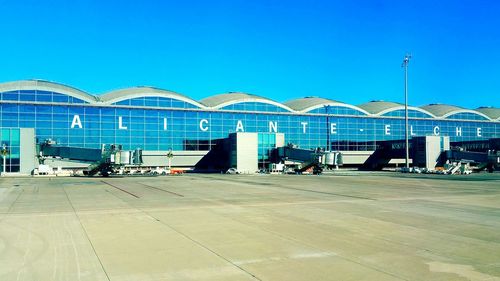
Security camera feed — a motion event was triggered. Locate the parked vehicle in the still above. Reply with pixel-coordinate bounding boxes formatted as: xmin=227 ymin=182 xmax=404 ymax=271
xmin=226 ymin=168 xmax=240 ymax=174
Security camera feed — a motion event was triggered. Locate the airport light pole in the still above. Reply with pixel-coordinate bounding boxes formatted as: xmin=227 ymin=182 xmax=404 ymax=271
xmin=167 ymin=148 xmax=173 ymax=170
xmin=402 ymin=53 xmax=412 ymax=169
xmin=324 ymin=105 xmax=331 ymax=151
xmin=1 ymin=144 xmax=8 ymax=174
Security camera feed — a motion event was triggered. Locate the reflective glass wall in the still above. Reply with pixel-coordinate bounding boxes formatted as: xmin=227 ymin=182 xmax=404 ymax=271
xmin=0 ymin=91 xmax=498 ymax=153
xmin=0 ymin=128 xmax=20 ymax=172
xmin=258 ymin=133 xmax=277 ymax=168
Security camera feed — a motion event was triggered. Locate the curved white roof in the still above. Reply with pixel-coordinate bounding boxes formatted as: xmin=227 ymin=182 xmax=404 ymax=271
xmin=0 ymin=79 xmax=97 ymax=103
xmin=475 ymin=107 xmax=500 ymax=120
xmin=357 ymin=101 xmax=435 ymax=117
xmin=284 ymin=97 xmax=369 ymax=114
xmin=420 ymin=104 xmax=491 ymax=120
xmin=201 ymin=92 xmax=293 ymax=111
xmin=0 ymin=80 xmax=498 ymax=120
xmin=99 ymin=87 xmax=206 ymax=108
xmin=358 ymin=101 xmax=403 ymax=114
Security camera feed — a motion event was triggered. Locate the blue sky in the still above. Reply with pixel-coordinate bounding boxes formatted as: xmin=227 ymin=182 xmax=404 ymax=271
xmin=0 ymin=0 xmax=499 ymax=108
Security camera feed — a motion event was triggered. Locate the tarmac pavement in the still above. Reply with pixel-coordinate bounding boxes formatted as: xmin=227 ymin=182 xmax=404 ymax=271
xmin=0 ymin=173 xmax=499 ymax=281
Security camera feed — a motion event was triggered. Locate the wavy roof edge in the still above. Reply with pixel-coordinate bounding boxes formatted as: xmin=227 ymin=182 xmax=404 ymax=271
xmin=0 ymin=79 xmax=97 ymax=103
xmin=200 ymin=92 xmax=293 ymax=111
xmin=357 ymin=101 xmax=436 ymax=117
xmin=0 ymin=80 xmax=498 ymax=120
xmin=475 ymin=107 xmax=500 ymax=120
xmin=99 ymin=86 xmax=206 ymax=108
xmin=420 ymin=104 xmax=491 ymax=119
xmin=284 ymin=97 xmax=369 ymax=114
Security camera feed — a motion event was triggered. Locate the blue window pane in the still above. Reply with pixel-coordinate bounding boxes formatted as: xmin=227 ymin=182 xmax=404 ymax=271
xmin=307 ymin=106 xmax=366 ymax=116
xmin=2 ymin=104 xmax=19 ymax=112
xmin=381 ymin=109 xmax=433 ymax=118
xmin=52 ymin=93 xmax=69 ymax=103
xmin=130 ymin=98 xmax=145 ymax=106
xmin=2 ymin=91 xmax=19 ymax=101
xmin=446 ymin=112 xmax=488 ymax=121
xmin=70 ymin=97 xmax=86 ymax=104
xmin=220 ymin=102 xmax=290 ymax=113
xmin=36 ymin=94 xmax=52 ymax=102
xmin=112 ymin=97 xmax=200 ymax=109
xmin=115 ymin=100 xmax=130 ymax=106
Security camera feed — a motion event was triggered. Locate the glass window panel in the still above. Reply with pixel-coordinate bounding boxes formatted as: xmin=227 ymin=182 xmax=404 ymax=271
xmin=52 ymin=94 xmax=69 ymax=103
xmin=2 ymin=91 xmax=19 ymax=101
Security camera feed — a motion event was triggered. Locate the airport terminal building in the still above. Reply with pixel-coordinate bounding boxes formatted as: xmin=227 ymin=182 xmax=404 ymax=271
xmin=0 ymin=80 xmax=499 ymax=174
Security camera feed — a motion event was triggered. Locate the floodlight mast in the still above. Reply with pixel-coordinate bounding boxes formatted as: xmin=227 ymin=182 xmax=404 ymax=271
xmin=402 ymin=53 xmax=412 ymax=169
xmin=324 ymin=105 xmax=331 ymax=151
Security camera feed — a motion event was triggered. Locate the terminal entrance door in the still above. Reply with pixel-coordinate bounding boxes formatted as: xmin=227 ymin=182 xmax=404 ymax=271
xmin=0 ymin=128 xmax=21 ymax=173
xmin=258 ymin=133 xmax=276 ymax=169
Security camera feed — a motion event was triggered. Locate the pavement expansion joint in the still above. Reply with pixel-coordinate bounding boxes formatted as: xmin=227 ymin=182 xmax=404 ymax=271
xmin=2 ymin=174 xmax=500 ymax=280
xmin=62 ymin=186 xmax=112 ymax=281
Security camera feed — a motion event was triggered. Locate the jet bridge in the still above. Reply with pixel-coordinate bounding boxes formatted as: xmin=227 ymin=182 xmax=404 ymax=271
xmin=37 ymin=141 xmax=143 ymax=176
xmin=360 ymin=136 xmax=449 ymax=171
xmin=360 ymin=137 xmax=499 ymax=172
xmin=450 ymin=138 xmax=500 ymax=172
xmin=275 ymin=144 xmax=342 ymax=174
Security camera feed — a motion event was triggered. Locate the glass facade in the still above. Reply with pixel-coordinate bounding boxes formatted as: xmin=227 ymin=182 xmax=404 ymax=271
xmin=113 ymin=97 xmax=199 ymax=108
xmin=381 ymin=109 xmax=433 ymax=118
xmin=446 ymin=112 xmax=489 ymax=121
xmin=1 ymin=90 xmax=87 ymax=104
xmin=0 ymin=128 xmax=20 ymax=172
xmin=0 ymin=88 xmax=499 ymax=154
xmin=220 ymin=102 xmax=289 ymax=112
xmin=258 ymin=133 xmax=276 ymax=168
xmin=307 ymin=106 xmax=366 ymax=116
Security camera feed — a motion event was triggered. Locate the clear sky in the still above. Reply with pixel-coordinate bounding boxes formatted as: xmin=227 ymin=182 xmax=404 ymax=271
xmin=0 ymin=0 xmax=499 ymax=108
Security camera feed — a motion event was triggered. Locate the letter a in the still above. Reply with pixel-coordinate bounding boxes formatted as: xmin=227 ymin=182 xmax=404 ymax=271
xmin=71 ymin=115 xmax=82 ymax=128
xmin=236 ymin=120 xmax=244 ymax=132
